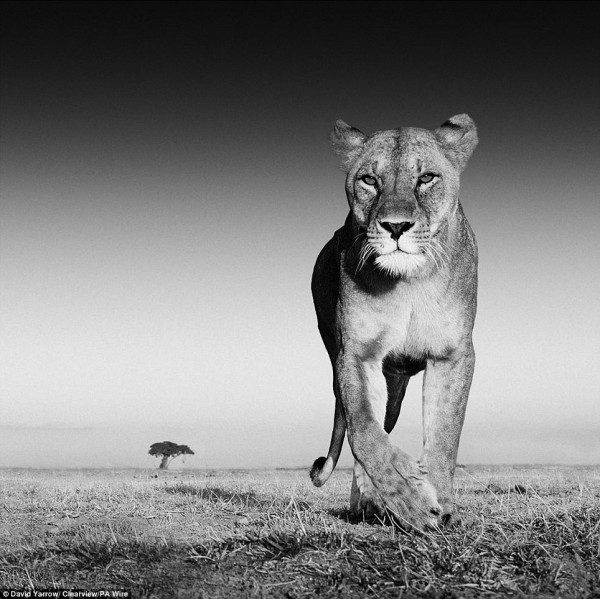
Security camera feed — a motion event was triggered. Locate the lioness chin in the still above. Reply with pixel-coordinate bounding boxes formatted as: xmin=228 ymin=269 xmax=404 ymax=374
xmin=310 ymin=114 xmax=478 ymax=531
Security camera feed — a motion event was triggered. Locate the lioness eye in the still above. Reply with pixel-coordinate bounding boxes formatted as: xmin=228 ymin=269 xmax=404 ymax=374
xmin=419 ymin=173 xmax=435 ymax=184
xmin=361 ymin=175 xmax=377 ymax=186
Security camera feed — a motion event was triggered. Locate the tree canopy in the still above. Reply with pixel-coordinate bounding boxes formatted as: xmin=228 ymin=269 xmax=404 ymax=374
xmin=149 ymin=441 xmax=194 ymax=469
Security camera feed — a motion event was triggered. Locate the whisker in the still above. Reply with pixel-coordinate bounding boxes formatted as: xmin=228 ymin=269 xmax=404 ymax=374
xmin=361 ymin=243 xmax=378 ymax=273
xmin=429 ymin=245 xmax=444 ymax=270
xmin=425 ymin=246 xmax=441 ymax=271
xmin=433 ymin=238 xmax=450 ymax=267
xmin=434 ymin=239 xmax=451 ymax=260
xmin=429 ymin=239 xmax=446 ymax=270
xmin=356 ymin=243 xmax=367 ymax=274
xmin=431 ymin=233 xmax=450 ymax=251
xmin=427 ymin=238 xmax=448 ymax=271
xmin=352 ymin=230 xmax=365 ymax=242
xmin=349 ymin=231 xmax=366 ymax=252
xmin=356 ymin=242 xmax=376 ymax=274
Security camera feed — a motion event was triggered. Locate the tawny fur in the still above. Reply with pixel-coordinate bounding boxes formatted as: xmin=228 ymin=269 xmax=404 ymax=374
xmin=311 ymin=115 xmax=478 ymax=530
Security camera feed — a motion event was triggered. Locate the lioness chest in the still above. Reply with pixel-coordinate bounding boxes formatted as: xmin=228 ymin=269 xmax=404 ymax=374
xmin=340 ymin=272 xmax=463 ymax=363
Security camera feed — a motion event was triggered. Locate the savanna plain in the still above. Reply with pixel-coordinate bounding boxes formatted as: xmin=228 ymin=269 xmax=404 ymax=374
xmin=0 ymin=465 xmax=598 ymax=598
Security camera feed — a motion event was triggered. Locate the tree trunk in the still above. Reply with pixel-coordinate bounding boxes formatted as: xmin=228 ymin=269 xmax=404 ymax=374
xmin=159 ymin=455 xmax=169 ymax=469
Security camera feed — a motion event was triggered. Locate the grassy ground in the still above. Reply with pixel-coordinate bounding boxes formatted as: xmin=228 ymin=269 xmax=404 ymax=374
xmin=0 ymin=465 xmax=598 ymax=598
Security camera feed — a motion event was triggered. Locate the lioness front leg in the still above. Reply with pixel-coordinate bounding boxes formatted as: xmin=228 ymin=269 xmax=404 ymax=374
xmin=338 ymin=353 xmax=441 ymax=530
xmin=421 ymin=348 xmax=475 ymax=524
xmin=349 ymin=372 xmax=410 ymax=518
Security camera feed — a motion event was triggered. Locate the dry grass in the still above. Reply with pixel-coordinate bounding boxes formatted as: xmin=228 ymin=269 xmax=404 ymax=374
xmin=0 ymin=465 xmax=598 ymax=597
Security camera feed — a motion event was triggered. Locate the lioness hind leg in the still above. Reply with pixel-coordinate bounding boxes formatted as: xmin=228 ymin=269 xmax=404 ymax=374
xmin=382 ymin=368 xmax=410 ymax=434
xmin=349 ymin=460 xmax=385 ymax=519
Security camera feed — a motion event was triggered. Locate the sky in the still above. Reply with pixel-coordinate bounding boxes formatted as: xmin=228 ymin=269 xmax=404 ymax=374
xmin=1 ymin=1 xmax=598 ymax=469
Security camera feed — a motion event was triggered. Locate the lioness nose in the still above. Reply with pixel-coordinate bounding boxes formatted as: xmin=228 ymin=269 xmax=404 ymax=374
xmin=380 ymin=220 xmax=415 ymax=240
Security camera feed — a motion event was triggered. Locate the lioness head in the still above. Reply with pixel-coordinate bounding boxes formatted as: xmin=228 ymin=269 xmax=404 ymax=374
xmin=331 ymin=114 xmax=478 ymax=278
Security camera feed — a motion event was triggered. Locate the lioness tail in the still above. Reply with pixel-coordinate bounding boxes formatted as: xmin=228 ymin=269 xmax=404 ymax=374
xmin=310 ymin=399 xmax=346 ymax=487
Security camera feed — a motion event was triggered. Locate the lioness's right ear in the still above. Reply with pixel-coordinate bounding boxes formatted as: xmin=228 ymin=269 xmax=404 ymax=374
xmin=330 ymin=119 xmax=366 ymax=170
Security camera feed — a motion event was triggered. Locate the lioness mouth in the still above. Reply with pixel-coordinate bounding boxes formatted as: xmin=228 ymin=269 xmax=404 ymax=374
xmin=389 ymin=247 xmax=419 ymax=256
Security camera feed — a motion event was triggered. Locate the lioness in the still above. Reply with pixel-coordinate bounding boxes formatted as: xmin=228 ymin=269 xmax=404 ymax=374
xmin=310 ymin=114 xmax=478 ymax=530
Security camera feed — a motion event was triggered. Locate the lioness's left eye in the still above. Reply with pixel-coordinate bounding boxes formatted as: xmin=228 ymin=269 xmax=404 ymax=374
xmin=361 ymin=175 xmax=377 ymax=186
xmin=419 ymin=173 xmax=436 ymax=184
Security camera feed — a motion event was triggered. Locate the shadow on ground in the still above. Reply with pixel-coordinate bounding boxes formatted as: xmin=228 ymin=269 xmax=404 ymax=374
xmin=163 ymin=484 xmax=275 ymax=510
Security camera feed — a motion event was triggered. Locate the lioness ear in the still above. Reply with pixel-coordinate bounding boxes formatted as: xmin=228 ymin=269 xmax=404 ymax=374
xmin=330 ymin=119 xmax=366 ymax=170
xmin=435 ymin=114 xmax=478 ymax=172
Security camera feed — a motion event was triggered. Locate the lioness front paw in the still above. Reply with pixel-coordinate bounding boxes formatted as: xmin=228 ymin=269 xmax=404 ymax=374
xmin=440 ymin=509 xmax=461 ymax=527
xmin=369 ymin=449 xmax=442 ymax=531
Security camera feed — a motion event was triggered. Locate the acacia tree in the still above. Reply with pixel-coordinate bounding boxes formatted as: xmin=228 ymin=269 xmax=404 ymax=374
xmin=149 ymin=441 xmax=194 ymax=469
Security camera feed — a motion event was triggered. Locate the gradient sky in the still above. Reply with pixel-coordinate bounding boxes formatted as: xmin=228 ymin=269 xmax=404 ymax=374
xmin=1 ymin=1 xmax=599 ymax=469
